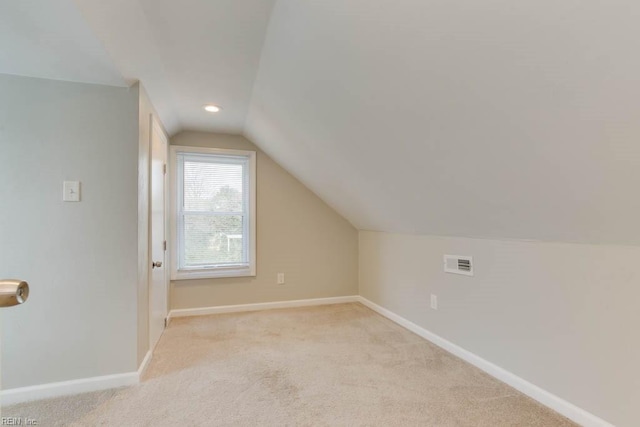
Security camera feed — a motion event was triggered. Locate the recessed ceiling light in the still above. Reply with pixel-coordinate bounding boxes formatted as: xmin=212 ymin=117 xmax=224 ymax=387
xmin=203 ymin=104 xmax=221 ymax=113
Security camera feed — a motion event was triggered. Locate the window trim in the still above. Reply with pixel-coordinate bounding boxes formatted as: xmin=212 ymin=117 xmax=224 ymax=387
xmin=169 ymin=145 xmax=256 ymax=280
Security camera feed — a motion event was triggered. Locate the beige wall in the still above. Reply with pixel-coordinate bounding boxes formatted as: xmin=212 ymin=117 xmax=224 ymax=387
xmin=359 ymin=230 xmax=640 ymax=427
xmin=170 ymin=131 xmax=358 ymax=308
xmin=0 ymin=74 xmax=139 ymax=389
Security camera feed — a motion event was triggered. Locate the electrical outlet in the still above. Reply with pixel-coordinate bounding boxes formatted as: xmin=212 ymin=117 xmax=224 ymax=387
xmin=430 ymin=294 xmax=438 ymax=310
xmin=277 ymin=273 xmax=285 ymax=285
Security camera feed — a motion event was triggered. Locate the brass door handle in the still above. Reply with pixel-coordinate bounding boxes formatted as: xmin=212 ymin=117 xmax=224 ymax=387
xmin=0 ymin=280 xmax=29 ymax=307
xmin=152 ymin=261 xmax=163 ymax=269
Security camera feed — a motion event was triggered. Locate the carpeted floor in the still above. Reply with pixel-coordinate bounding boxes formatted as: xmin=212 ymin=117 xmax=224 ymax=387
xmin=3 ymin=303 xmax=575 ymax=426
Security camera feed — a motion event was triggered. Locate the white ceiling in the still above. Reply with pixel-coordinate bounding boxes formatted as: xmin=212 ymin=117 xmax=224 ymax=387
xmin=0 ymin=0 xmax=125 ymax=86
xmin=74 ymin=0 xmax=276 ymax=134
xmin=1 ymin=0 xmax=275 ymax=135
xmin=4 ymin=0 xmax=640 ymax=244
xmin=246 ymin=0 xmax=640 ymax=244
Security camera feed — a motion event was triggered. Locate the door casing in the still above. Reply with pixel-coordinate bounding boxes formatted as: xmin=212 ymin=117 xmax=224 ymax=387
xmin=149 ymin=114 xmax=168 ymax=351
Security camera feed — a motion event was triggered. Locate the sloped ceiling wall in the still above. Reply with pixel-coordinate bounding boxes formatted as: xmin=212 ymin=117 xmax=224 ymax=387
xmin=246 ymin=0 xmax=640 ymax=244
xmin=0 ymin=0 xmax=125 ymax=86
xmin=6 ymin=0 xmax=640 ymax=244
xmin=74 ymin=0 xmax=276 ymax=134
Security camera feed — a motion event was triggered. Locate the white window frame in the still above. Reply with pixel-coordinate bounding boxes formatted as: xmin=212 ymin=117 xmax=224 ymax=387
xmin=170 ymin=145 xmax=256 ymax=280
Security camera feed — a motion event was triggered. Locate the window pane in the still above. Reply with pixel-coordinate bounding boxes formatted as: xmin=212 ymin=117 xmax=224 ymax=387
xmin=183 ymin=214 xmax=244 ymax=267
xmin=184 ymin=160 xmax=244 ymax=212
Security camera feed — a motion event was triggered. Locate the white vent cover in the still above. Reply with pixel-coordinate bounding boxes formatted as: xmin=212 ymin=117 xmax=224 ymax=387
xmin=443 ymin=255 xmax=473 ymax=276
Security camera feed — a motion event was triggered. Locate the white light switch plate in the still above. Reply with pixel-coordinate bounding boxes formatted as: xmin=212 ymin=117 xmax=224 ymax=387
xmin=63 ymin=181 xmax=80 ymax=202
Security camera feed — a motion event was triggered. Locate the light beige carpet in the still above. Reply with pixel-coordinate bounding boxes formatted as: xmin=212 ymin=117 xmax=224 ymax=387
xmin=3 ymin=303 xmax=575 ymax=426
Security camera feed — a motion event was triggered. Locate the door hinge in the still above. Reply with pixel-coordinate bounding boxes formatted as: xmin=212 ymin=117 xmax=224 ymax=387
xmin=163 ymin=240 xmax=167 ymax=251
xmin=163 ymin=163 xmax=167 ymax=174
xmin=164 ymin=317 xmax=168 ymax=327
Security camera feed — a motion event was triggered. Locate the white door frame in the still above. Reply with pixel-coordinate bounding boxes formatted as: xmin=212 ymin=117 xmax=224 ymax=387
xmin=149 ymin=114 xmax=169 ymax=351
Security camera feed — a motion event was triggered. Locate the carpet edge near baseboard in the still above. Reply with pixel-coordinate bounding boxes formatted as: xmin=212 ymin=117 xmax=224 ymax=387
xmin=1 ymin=294 xmax=615 ymax=427
xmin=356 ymin=296 xmax=613 ymax=427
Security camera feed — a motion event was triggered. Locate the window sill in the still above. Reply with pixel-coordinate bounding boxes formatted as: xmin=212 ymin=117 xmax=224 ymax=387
xmin=172 ymin=266 xmax=256 ymax=281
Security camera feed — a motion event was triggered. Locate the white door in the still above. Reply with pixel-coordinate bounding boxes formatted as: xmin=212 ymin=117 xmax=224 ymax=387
xmin=149 ymin=116 xmax=168 ymax=350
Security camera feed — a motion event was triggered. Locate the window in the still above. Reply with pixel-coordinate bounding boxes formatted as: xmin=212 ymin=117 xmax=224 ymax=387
xmin=170 ymin=146 xmax=256 ymax=280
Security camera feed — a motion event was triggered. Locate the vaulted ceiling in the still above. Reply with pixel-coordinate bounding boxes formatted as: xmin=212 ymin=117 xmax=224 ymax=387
xmin=3 ymin=0 xmax=640 ymax=244
xmin=0 ymin=0 xmax=124 ymax=86
xmin=73 ymin=0 xmax=276 ymax=134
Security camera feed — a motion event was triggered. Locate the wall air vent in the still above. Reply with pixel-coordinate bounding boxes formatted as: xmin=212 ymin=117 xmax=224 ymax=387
xmin=443 ymin=255 xmax=473 ymax=276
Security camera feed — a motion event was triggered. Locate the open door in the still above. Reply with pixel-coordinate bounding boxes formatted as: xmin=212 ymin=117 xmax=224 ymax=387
xmin=149 ymin=115 xmax=168 ymax=351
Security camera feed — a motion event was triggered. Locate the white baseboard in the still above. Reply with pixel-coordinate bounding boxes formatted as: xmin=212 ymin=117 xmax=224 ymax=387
xmin=0 ymin=372 xmax=138 ymax=406
xmin=1 ymin=296 xmax=359 ymax=406
xmin=2 ymin=350 xmax=155 ymax=406
xmin=2 ymin=295 xmax=612 ymax=427
xmin=137 ymin=350 xmax=153 ymax=378
xmin=168 ymin=295 xmax=360 ymax=319
xmin=356 ymin=296 xmax=613 ymax=427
